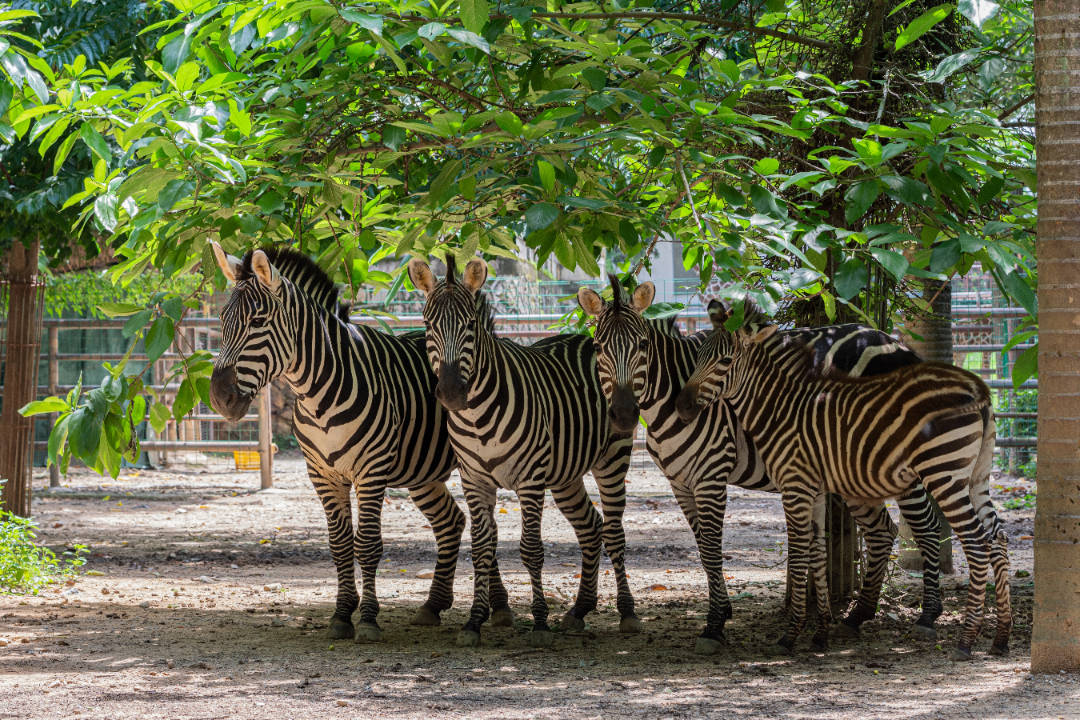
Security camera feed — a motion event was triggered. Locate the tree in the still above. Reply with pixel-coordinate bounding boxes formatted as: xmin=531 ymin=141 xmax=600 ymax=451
xmin=9 ymin=1 xmax=1037 ymax=474
xmin=1030 ymin=0 xmax=1080 ymax=673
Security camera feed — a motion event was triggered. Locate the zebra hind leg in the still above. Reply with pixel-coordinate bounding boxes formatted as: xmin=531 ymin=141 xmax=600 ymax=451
xmin=518 ymin=487 xmax=554 ymax=647
xmin=353 ymin=491 xmax=385 ymax=642
xmin=408 ymin=480 xmax=466 ymax=627
xmin=551 ymin=479 xmax=604 ymax=634
xmin=809 ymin=495 xmax=833 ymax=651
xmin=777 ymin=488 xmax=816 ymax=652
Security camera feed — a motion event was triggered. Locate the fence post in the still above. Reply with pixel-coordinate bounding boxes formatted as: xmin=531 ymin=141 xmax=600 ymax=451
xmin=48 ymin=325 xmax=60 ymax=488
xmin=258 ymin=385 xmax=273 ymax=490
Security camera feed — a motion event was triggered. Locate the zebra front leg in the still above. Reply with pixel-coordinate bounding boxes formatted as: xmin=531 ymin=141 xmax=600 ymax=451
xmin=692 ymin=480 xmax=732 ymax=655
xmin=778 ymin=487 xmax=815 ymax=652
xmin=518 ymin=486 xmax=554 ymax=647
xmin=458 ymin=482 xmax=497 ymax=647
xmin=408 ymin=480 xmax=466 ymax=627
xmin=591 ymin=440 xmax=641 ymax=633
xmin=924 ymin=474 xmax=992 ymax=660
xmin=313 ymin=473 xmax=358 ymax=640
xmin=840 ymin=501 xmax=898 ymax=634
xmin=353 ymin=488 xmax=385 ymax=642
xmin=896 ymin=486 xmax=944 ymax=636
xmin=551 ymin=480 xmax=604 ymax=633
xmin=489 ymin=532 xmax=515 ymax=627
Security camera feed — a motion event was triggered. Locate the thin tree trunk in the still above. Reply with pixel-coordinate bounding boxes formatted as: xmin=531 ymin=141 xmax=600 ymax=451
xmin=0 ymin=238 xmax=44 ymax=517
xmin=1032 ymin=0 xmax=1080 ymax=673
xmin=898 ymin=279 xmax=955 ymax=575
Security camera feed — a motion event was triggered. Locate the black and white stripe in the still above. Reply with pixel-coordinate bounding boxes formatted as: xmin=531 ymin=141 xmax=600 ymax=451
xmin=209 ymin=245 xmax=513 ymax=642
xmin=676 ymin=306 xmax=1009 ymax=658
xmin=409 ymin=257 xmax=638 ymax=648
xmin=579 ymin=282 xmax=946 ymax=652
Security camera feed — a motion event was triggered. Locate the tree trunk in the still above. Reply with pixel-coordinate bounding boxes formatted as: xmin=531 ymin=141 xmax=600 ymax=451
xmin=898 ymin=278 xmax=955 ymax=575
xmin=0 ymin=238 xmax=44 ymax=517
xmin=1031 ymin=0 xmax=1080 ymax=673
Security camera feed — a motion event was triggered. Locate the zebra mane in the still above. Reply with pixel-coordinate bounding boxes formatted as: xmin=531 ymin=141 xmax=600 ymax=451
xmin=474 ymin=284 xmax=496 ymax=334
xmin=236 ymin=247 xmax=341 ymax=313
xmin=608 ymin=274 xmax=623 ymax=309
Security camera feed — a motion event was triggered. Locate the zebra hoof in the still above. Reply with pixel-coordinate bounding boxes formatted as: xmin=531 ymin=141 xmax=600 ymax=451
xmin=990 ymin=640 xmax=1009 ymax=657
xmin=329 ymin=617 xmax=355 ymax=640
xmin=410 ymin=605 xmax=441 ymax=626
xmin=561 ymin=612 xmax=586 ymax=633
xmin=694 ymin=635 xmax=725 ymax=656
xmin=619 ymin=615 xmax=644 ymax=634
xmin=490 ymin=607 xmax=514 ymax=627
xmin=776 ymin=635 xmax=797 ymax=653
xmin=834 ymin=621 xmax=860 ymax=638
xmin=354 ymin=622 xmax=383 ymax=643
xmin=456 ymin=629 xmax=481 ymax=647
xmin=909 ymin=622 xmax=938 ymax=640
xmin=952 ymin=645 xmax=974 ymax=662
xmin=528 ymin=630 xmax=555 ymax=648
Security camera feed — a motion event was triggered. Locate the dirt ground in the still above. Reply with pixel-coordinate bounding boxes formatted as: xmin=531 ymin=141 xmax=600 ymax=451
xmin=1 ymin=452 xmax=1074 ymax=720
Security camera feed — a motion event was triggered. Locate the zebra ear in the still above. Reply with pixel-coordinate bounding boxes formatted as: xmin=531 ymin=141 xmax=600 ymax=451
xmin=577 ymin=287 xmax=604 ymax=316
xmin=251 ymin=250 xmax=281 ymax=293
xmin=462 ymin=258 xmax=488 ymax=292
xmin=210 ymin=241 xmax=242 ymax=283
xmin=740 ymin=324 xmax=778 ymax=345
xmin=630 ymin=282 xmax=655 ymax=313
xmin=707 ymin=299 xmax=729 ymax=329
xmin=408 ymin=258 xmax=436 ymax=296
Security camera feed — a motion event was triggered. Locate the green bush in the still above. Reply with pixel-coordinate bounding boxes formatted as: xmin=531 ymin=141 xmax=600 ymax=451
xmin=0 ymin=509 xmax=86 ymax=595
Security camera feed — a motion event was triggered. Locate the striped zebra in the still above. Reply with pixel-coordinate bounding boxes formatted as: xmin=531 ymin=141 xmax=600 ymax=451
xmin=578 ymin=279 xmax=946 ymax=654
xmin=208 ymin=244 xmax=515 ymax=643
xmin=407 ymin=257 xmax=639 ymax=648
xmin=675 ymin=304 xmax=1010 ymax=658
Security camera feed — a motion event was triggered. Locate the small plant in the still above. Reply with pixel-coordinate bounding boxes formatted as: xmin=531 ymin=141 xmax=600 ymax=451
xmin=0 ymin=508 xmax=87 ymax=595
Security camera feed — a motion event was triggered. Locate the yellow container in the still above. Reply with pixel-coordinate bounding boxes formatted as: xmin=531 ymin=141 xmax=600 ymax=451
xmin=233 ymin=450 xmax=261 ymax=471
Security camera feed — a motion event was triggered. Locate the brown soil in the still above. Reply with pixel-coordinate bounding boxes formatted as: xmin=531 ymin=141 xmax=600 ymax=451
xmin=1 ymin=454 xmax=1074 ymax=720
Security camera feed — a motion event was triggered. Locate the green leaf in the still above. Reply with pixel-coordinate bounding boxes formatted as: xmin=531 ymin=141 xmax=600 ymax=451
xmin=834 ymin=258 xmax=868 ymax=301
xmin=748 ymin=186 xmax=786 ymax=218
xmin=821 ymin=291 xmax=837 ymax=322
xmin=162 ymin=296 xmax=185 ymax=323
xmin=958 ymin=0 xmax=999 ymax=27
xmin=67 ymin=408 xmax=102 ymax=460
xmin=173 ymin=379 xmax=196 ymax=421
xmin=1003 ymin=269 xmax=1037 ymax=317
xmin=47 ymin=414 xmax=70 ymax=467
xmin=537 ymin=160 xmax=555 ymax=194
xmin=162 ymin=32 xmax=193 ymax=74
xmin=869 ymin=248 xmax=909 ymax=280
xmin=79 ymin=123 xmax=110 ymax=163
xmin=926 ymin=49 xmax=979 ymax=83
xmin=930 ymin=237 xmax=961 ymax=273
xmin=447 ymin=28 xmax=490 ymax=53
xmin=98 ymin=302 xmax=144 ymax=318
xmin=581 ymin=66 xmax=606 ymax=91
xmin=495 ymin=111 xmax=524 ymax=136
xmin=123 ymin=309 xmax=153 ymax=338
xmin=1012 ymin=344 xmax=1037 ymax=388
xmin=149 ymin=402 xmax=171 ymax=434
xmin=144 ymin=316 xmax=175 ymax=364
xmin=1002 ymin=329 xmax=1038 ymax=353
xmin=460 ymin=0 xmax=490 ymax=34
xmin=382 ymin=124 xmax=405 ymax=150
xmin=845 ymin=180 xmax=881 ymax=224
xmin=895 ymin=4 xmax=955 ymax=51
xmin=525 ymin=203 xmax=559 ymax=234
xmin=340 ymin=10 xmax=383 ymax=36
xmin=753 ymin=157 xmax=779 ymax=175
xmin=19 ymin=398 xmax=69 ymax=416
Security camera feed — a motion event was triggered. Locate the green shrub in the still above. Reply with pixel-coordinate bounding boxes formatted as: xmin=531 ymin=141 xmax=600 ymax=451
xmin=0 ymin=509 xmax=86 ymax=594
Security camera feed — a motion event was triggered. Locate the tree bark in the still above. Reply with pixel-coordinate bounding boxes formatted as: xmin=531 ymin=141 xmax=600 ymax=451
xmin=1031 ymin=0 xmax=1080 ymax=673
xmin=0 ymin=238 xmax=44 ymax=517
xmin=898 ymin=279 xmax=955 ymax=575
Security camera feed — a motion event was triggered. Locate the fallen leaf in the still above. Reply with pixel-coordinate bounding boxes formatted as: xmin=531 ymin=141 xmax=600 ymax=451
xmin=648 ymin=584 xmax=669 ymax=591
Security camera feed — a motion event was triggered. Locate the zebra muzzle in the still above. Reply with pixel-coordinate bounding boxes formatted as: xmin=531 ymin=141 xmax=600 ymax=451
xmin=675 ymin=383 xmax=703 ymax=422
xmin=608 ymin=386 xmax=639 ymax=434
xmin=210 ymin=365 xmax=255 ymax=422
xmin=435 ymin=364 xmax=469 ymax=412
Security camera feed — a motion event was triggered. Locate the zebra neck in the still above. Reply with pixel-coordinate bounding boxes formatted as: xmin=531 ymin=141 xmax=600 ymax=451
xmin=281 ymin=296 xmax=353 ymax=401
xmin=639 ymin=330 xmax=703 ymax=424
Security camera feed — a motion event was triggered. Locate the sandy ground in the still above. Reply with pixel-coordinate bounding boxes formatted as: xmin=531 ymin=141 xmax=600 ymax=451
xmin=1 ymin=452 xmax=1074 ymax=720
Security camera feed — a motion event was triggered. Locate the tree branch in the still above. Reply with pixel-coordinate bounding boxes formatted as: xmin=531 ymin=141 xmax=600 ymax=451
xmin=998 ymin=93 xmax=1034 ymax=122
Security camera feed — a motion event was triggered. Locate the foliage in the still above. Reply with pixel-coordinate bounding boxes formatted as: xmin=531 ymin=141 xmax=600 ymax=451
xmin=0 ymin=501 xmax=87 ymax=594
xmin=2 ymin=0 xmax=1038 ymax=476
xmin=996 ymin=387 xmax=1036 ymax=478
xmin=41 ymin=265 xmax=203 ymax=318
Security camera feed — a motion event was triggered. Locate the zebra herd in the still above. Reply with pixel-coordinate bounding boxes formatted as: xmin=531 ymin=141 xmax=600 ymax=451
xmin=208 ymin=245 xmax=1011 ymax=660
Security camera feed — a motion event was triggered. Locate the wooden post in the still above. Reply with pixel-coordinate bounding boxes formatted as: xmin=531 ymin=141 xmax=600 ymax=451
xmin=258 ymin=385 xmax=273 ymax=490
xmin=48 ymin=325 xmax=60 ymax=488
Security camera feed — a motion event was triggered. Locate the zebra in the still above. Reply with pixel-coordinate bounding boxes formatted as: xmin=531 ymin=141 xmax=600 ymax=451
xmin=578 ymin=278 xmax=947 ymax=654
xmin=407 ymin=256 xmax=639 ymax=648
xmin=675 ymin=303 xmax=1010 ymax=659
xmin=208 ymin=243 xmax=515 ymax=643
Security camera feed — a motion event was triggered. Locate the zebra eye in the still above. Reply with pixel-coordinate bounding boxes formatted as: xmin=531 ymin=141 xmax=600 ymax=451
xmin=250 ymin=316 xmax=267 ymax=328
xmin=639 ymin=338 xmax=650 ymax=351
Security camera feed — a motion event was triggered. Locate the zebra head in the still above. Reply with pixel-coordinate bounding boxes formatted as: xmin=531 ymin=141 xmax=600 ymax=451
xmin=408 ymin=255 xmax=490 ymax=413
xmin=676 ymin=299 xmax=777 ymax=421
xmin=209 ymin=242 xmax=293 ymax=421
xmin=577 ymin=275 xmax=656 ymax=434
